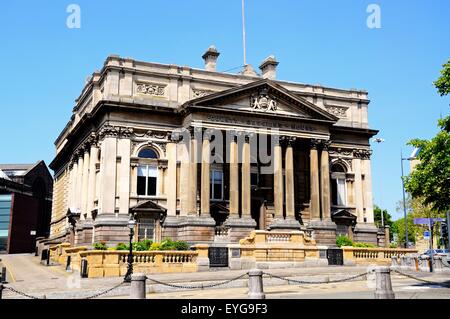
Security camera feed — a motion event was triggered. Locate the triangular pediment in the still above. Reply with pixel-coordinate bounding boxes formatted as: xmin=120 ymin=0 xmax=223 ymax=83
xmin=183 ymin=79 xmax=338 ymax=122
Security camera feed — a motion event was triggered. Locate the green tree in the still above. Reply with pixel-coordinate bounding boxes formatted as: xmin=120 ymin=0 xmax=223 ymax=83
xmin=373 ymin=205 xmax=394 ymax=238
xmin=404 ymin=116 xmax=450 ymax=213
xmin=433 ymin=59 xmax=450 ymax=96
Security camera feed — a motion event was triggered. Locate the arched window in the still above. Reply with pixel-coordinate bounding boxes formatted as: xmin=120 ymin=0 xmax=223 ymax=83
xmin=137 ymin=148 xmax=159 ymax=196
xmin=331 ymin=163 xmax=347 ymax=206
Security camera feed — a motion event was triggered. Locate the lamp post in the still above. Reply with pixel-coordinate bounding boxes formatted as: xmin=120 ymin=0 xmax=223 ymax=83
xmin=400 ymin=148 xmax=420 ymax=249
xmin=124 ymin=217 xmax=136 ymax=283
xmin=372 ymin=138 xmax=385 ymax=227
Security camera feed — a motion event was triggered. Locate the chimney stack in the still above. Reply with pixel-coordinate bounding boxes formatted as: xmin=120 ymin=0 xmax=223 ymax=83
xmin=202 ymin=45 xmax=220 ymax=71
xmin=259 ymin=55 xmax=279 ymax=80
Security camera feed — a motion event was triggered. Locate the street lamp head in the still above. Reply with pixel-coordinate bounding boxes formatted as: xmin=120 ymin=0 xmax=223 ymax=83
xmin=128 ymin=219 xmax=136 ymax=229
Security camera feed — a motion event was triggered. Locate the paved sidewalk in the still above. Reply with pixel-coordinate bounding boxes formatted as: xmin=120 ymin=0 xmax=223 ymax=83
xmin=1 ymin=253 xmax=450 ymax=299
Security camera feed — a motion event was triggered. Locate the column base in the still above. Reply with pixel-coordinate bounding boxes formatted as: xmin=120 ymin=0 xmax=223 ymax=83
xmin=268 ymin=217 xmax=301 ymax=231
xmin=353 ymin=223 xmax=378 ymax=245
xmin=308 ymin=219 xmax=337 ymax=246
xmin=224 ymin=217 xmax=257 ymax=243
xmin=162 ymin=215 xmax=215 ymax=244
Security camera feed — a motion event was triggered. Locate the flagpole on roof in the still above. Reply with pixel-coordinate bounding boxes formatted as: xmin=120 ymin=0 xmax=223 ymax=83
xmin=242 ymin=0 xmax=247 ymax=66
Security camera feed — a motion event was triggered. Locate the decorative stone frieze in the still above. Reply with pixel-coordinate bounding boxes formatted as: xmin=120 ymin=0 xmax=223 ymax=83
xmin=136 ymin=83 xmax=166 ymax=96
xmin=97 ymin=125 xmax=134 ymax=140
xmin=325 ymin=104 xmax=348 ymax=118
xmin=192 ymin=89 xmax=215 ymax=98
xmin=353 ymin=149 xmax=372 ymax=160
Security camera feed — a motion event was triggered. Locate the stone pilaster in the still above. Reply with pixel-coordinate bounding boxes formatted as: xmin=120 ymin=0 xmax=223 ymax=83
xmin=273 ymin=141 xmax=284 ymax=218
xmin=81 ymin=148 xmax=90 ymax=218
xmin=353 ymin=157 xmax=364 ymax=223
xmin=320 ymin=141 xmax=331 ymax=220
xmin=99 ymin=137 xmax=117 ymax=215
xmin=178 ymin=137 xmax=190 ymax=216
xmin=166 ymin=141 xmax=177 ymax=216
xmin=76 ymin=152 xmax=84 ymax=214
xmin=118 ymin=138 xmax=131 ymax=215
xmin=189 ymin=135 xmax=198 ymax=215
xmin=87 ymin=144 xmax=99 ymax=219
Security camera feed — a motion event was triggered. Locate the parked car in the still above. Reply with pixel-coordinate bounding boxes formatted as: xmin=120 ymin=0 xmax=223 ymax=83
xmin=420 ymin=249 xmax=450 ymax=258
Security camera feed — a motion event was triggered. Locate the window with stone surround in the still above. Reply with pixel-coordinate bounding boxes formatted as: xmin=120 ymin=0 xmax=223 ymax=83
xmin=137 ymin=147 xmax=159 ymax=196
xmin=331 ymin=163 xmax=347 ymax=206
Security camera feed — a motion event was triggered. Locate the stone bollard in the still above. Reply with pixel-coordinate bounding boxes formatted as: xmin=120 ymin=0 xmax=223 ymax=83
xmin=248 ymin=269 xmax=265 ymax=299
xmin=374 ymin=267 xmax=395 ymax=299
xmin=391 ymin=256 xmax=398 ymax=267
xmin=433 ymin=256 xmax=443 ymax=272
xmin=130 ymin=273 xmax=147 ymax=299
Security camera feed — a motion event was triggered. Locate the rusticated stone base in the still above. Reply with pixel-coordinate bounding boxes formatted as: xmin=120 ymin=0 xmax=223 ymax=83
xmin=309 ymin=219 xmax=337 ymax=246
xmin=161 ymin=215 xmax=215 ymax=244
xmin=354 ymin=223 xmax=378 ymax=245
xmin=92 ymin=214 xmax=130 ymax=245
xmin=268 ymin=217 xmax=301 ymax=231
xmin=224 ymin=217 xmax=257 ymax=243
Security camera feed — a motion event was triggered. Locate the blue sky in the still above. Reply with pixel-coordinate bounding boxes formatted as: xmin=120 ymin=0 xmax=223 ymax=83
xmin=0 ymin=1 xmax=449 ymax=220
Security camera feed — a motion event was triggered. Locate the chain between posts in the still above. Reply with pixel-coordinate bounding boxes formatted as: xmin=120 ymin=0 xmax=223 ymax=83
xmin=145 ymin=273 xmax=249 ymax=290
xmin=391 ymin=268 xmax=450 ymax=287
xmin=84 ymin=281 xmax=127 ymax=299
xmin=262 ymin=271 xmax=369 ymax=285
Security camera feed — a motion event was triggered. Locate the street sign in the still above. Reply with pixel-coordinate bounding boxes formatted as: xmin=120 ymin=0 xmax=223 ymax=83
xmin=423 ymin=231 xmax=430 ymax=240
xmin=414 ymin=218 xmax=446 ymax=225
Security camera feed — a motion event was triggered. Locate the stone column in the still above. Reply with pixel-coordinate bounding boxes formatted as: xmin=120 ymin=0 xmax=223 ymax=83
xmin=86 ymin=144 xmax=99 ymax=219
xmin=285 ymin=138 xmax=295 ymax=219
xmin=241 ymin=136 xmax=251 ymax=217
xmin=225 ymin=132 xmax=256 ymax=242
xmin=320 ymin=141 xmax=331 ymax=220
xmin=309 ymin=140 xmax=320 ymax=221
xmin=188 ymin=136 xmax=198 ymax=216
xmin=229 ymin=135 xmax=239 ymax=216
xmin=81 ymin=148 xmax=90 ymax=218
xmin=269 ymin=137 xmax=300 ymax=231
xmin=273 ymin=141 xmax=284 ymax=219
xmin=200 ymin=135 xmax=210 ymax=217
xmin=69 ymin=161 xmax=77 ymax=209
xmin=76 ymin=152 xmax=84 ymax=213
xmin=166 ymin=141 xmax=177 ymax=216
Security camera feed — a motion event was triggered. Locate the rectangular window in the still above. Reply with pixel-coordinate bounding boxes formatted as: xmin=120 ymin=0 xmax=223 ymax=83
xmin=337 ymin=178 xmax=347 ymax=206
xmin=210 ymin=170 xmax=223 ymax=200
xmin=137 ymin=165 xmax=158 ymax=196
xmin=0 ymin=194 xmax=12 ymax=251
xmin=137 ymin=218 xmax=155 ymax=241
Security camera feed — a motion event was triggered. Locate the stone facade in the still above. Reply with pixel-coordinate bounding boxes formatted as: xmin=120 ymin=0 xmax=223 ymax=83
xmin=47 ymin=47 xmax=378 ymax=248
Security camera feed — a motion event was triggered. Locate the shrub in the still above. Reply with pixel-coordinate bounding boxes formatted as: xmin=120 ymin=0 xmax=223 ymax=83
xmin=173 ymin=241 xmax=189 ymax=251
xmin=149 ymin=242 xmax=161 ymax=251
xmin=336 ymin=235 xmax=353 ymax=247
xmin=389 ymin=243 xmax=398 ymax=248
xmin=140 ymin=239 xmax=153 ymax=250
xmin=353 ymin=242 xmax=376 ymax=248
xmin=115 ymin=242 xmax=129 ymax=251
xmin=93 ymin=241 xmax=107 ymax=250
xmin=160 ymin=238 xmax=176 ymax=250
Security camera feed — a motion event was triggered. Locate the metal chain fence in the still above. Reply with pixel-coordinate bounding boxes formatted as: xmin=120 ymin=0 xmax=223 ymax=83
xmin=145 ymin=272 xmax=249 ymax=290
xmin=2 ymin=286 xmax=42 ymax=299
xmin=84 ymin=281 xmax=127 ymax=299
xmin=262 ymin=271 xmax=369 ymax=285
xmin=392 ymin=269 xmax=450 ymax=287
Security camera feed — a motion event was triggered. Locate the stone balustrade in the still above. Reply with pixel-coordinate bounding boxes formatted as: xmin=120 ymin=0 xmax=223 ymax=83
xmin=47 ymin=243 xmax=200 ymax=278
xmin=343 ymin=246 xmax=417 ymax=265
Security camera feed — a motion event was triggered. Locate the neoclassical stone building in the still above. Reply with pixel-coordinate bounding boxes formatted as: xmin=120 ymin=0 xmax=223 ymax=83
xmin=48 ymin=47 xmax=378 ymax=247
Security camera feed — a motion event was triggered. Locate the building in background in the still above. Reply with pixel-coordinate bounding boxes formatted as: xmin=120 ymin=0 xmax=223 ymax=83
xmin=0 ymin=161 xmax=53 ymax=254
xmin=47 ymin=47 xmax=378 ymax=248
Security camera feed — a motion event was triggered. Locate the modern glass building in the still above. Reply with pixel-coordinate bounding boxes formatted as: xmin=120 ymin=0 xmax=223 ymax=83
xmin=0 ymin=194 xmax=12 ymax=252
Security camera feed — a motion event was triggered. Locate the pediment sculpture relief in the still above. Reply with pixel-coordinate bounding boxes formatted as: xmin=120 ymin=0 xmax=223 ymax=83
xmin=250 ymin=88 xmax=277 ymax=112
